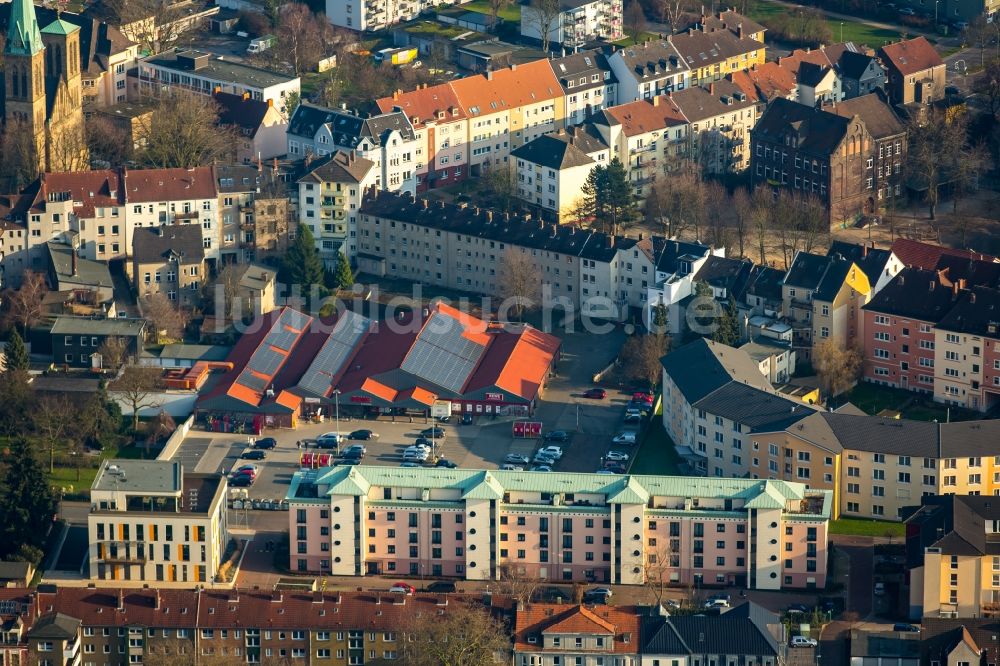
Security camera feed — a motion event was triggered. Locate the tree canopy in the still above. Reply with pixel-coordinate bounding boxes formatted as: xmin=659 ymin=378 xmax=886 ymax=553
xmin=0 ymin=438 xmax=57 ymax=565
xmin=3 ymin=330 xmax=29 ymax=373
xmin=579 ymin=159 xmax=639 ymax=236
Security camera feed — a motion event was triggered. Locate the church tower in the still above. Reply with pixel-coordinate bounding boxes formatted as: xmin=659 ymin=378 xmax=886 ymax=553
xmin=40 ymin=18 xmax=88 ymax=171
xmin=3 ymin=0 xmax=48 ymax=174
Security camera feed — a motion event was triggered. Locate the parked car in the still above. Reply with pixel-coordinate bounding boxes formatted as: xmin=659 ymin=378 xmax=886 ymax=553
xmin=544 ymin=430 xmax=570 ymax=442
xmin=595 ymin=469 xmax=618 ymax=474
xmin=233 ymin=469 xmax=257 ymax=481
xmin=254 ymin=437 xmax=277 ymax=449
xmin=435 ymin=458 xmax=458 ymax=468
xmin=537 ymin=446 xmax=564 ymax=459
xmin=338 ymin=458 xmax=361 ymax=466
xmin=583 ymin=388 xmax=607 ymax=399
xmin=436 ymin=415 xmax=452 ymax=423
xmin=400 ymin=461 xmax=421 ymax=468
xmin=230 ymin=475 xmax=253 ymax=487
xmin=586 ymin=587 xmax=612 ymax=598
xmin=605 ymin=451 xmax=629 ymax=462
xmin=500 ymin=464 xmax=525 ymax=471
xmin=785 ymin=604 xmax=809 ymax=615
xmin=403 ymin=449 xmax=429 ymax=462
xmin=899 ymin=6 xmax=916 ymax=14
xmin=414 ymin=437 xmax=434 ymax=448
xmin=242 ymin=450 xmax=266 ymax=460
xmin=612 ymin=432 xmax=637 ymax=445
xmin=626 ymin=400 xmax=652 ymax=414
xmin=531 ymin=464 xmax=553 ymax=472
xmin=505 ymin=453 xmax=530 ymax=464
xmin=236 ymin=464 xmax=259 ymax=474
xmin=632 ymin=392 xmax=653 ymax=404
xmin=790 ymin=636 xmax=818 ymax=648
xmin=316 ymin=432 xmax=345 ymax=448
xmin=533 ymin=453 xmax=557 ymax=465
xmin=604 ymin=460 xmax=627 ymax=473
xmin=427 ymin=581 xmax=457 ymax=594
xmin=704 ymin=598 xmax=730 ymax=609
xmin=624 ymin=409 xmax=644 ymax=422
xmin=349 ymin=429 xmax=379 ymax=441
xmin=893 ymin=623 xmax=920 ymax=633
xmin=461 ymin=414 xmax=474 ymax=425
xmin=342 ymin=444 xmax=367 ymax=457
xmin=420 ymin=427 xmax=445 ymax=438
xmin=389 ymin=582 xmax=415 ymax=595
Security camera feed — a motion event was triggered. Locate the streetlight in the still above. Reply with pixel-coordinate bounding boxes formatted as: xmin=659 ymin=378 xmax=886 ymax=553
xmin=333 ymin=389 xmax=341 ymax=454
xmin=935 ymin=0 xmax=940 ymax=24
xmin=840 ymin=21 xmax=844 ymax=42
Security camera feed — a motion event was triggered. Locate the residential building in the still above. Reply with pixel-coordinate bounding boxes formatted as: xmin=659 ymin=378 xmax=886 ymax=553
xmin=376 ymin=83 xmax=471 ymax=191
xmin=828 ymin=93 xmax=907 ymax=209
xmin=669 ymin=79 xmax=758 ymax=173
xmin=286 ymin=465 xmax=832 ymax=589
xmin=511 ymin=127 xmax=609 ymax=221
xmin=286 ymin=103 xmax=419 ymax=194
xmin=751 ymin=97 xmax=876 ymax=222
xmin=88 ymin=459 xmax=228 ymax=585
xmin=520 ymin=0 xmax=623 ymax=48
xmin=781 ymin=250 xmax=871 ymax=366
xmin=878 ymin=36 xmax=945 ymax=107
xmin=937 ymin=0 xmax=1000 ymax=23
xmin=135 ymin=50 xmax=300 ymax=114
xmin=891 ymin=237 xmax=998 ymax=270
xmin=641 ymin=602 xmax=785 ymax=665
xmin=50 ymin=316 xmax=146 ymax=368
xmin=513 ymin=604 xmax=639 ymax=666
xmin=326 ymin=0 xmax=465 ymax=31
xmin=91 ymin=102 xmax=155 ymax=153
xmin=669 ymin=24 xmax=766 ymax=89
xmin=826 ymin=239 xmax=903 ymax=294
xmin=905 ymin=494 xmax=1000 ymax=619
xmin=922 ymin=618 xmax=997 ymax=664
xmin=0 ymin=213 xmax=29 ymax=288
xmin=608 ymin=39 xmax=691 ymax=104
xmin=45 ymin=241 xmax=115 ymax=305
xmin=933 ymin=285 xmax=1000 ymax=412
xmin=684 ymin=9 xmax=767 ymax=42
xmin=837 ymin=48 xmax=887 ymax=99
xmin=25 ymin=613 xmax=81 ymax=666
xmin=644 ymin=241 xmax=727 ymax=334
xmin=212 ymin=91 xmax=288 ymax=164
xmin=744 ymin=265 xmax=787 ymax=317
xmin=730 ymin=62 xmax=798 ymax=103
xmin=132 ymin=223 xmax=206 ymax=307
xmin=741 ymin=339 xmax=796 ymax=384
xmin=214 ymin=164 xmax=293 ymax=264
xmin=849 ymin=629 xmax=921 ymax=665
xmin=549 ymin=49 xmax=618 ymax=126
xmin=236 ymin=263 xmax=277 ymax=319
xmin=796 ymin=61 xmax=841 ymax=107
xmin=297 ymin=150 xmax=378 ymax=264
xmin=1 ymin=0 xmax=89 ymax=176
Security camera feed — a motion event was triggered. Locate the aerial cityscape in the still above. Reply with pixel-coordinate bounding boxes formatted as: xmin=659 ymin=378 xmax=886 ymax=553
xmin=0 ymin=0 xmax=998 ymax=661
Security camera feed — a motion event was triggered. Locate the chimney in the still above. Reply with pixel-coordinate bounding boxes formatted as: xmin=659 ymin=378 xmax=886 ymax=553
xmin=608 ymin=236 xmax=615 ymax=248
xmin=154 ymin=590 xmax=161 ymax=610
xmin=486 ymin=70 xmax=493 ymax=80
xmin=71 ymin=249 xmax=78 ymax=277
xmin=709 ymin=83 xmax=715 ymax=96
xmin=737 ymin=22 xmax=744 ymax=38
xmin=242 ymin=91 xmax=250 ymax=101
xmin=862 ymin=244 xmax=868 ymax=258
xmin=953 ymin=280 xmax=959 ymax=296
xmin=486 ymin=211 xmax=493 ymax=222
xmin=157 ymin=225 xmax=165 ymax=238
xmin=117 ymin=589 xmax=125 ymax=612
xmin=653 ymin=95 xmax=661 ymax=107
xmin=267 ymin=98 xmax=273 ymax=108
xmin=929 ymin=281 xmax=935 ymax=291
xmin=958 ymin=278 xmax=967 ymax=290
xmin=511 ymin=63 xmax=517 ymax=71
xmin=422 ymin=199 xmax=429 ymax=209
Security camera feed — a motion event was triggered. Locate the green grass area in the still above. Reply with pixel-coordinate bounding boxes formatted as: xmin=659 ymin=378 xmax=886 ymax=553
xmin=48 ymin=442 xmax=156 ymax=495
xmin=748 ymin=0 xmax=901 ymax=47
xmin=629 ymin=414 xmax=681 ymax=476
xmin=843 ymin=382 xmax=979 ymax=422
xmin=830 ymin=517 xmax=905 ymax=537
xmin=614 ymin=31 xmax=661 ymax=47
xmin=461 ymin=0 xmax=522 ymax=22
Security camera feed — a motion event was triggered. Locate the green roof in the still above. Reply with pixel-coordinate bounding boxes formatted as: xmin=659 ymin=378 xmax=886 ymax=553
xmin=4 ymin=0 xmax=43 ymax=56
xmin=41 ymin=18 xmax=80 ymax=35
xmin=607 ymin=476 xmax=650 ymax=504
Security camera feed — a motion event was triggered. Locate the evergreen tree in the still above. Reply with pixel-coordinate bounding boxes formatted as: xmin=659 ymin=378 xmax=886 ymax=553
xmin=0 ymin=438 xmax=56 ymax=562
xmin=712 ymin=299 xmax=742 ymax=347
xmin=80 ymin=382 xmax=123 ymax=451
xmin=2 ymin=330 xmax=28 ymax=373
xmin=579 ymin=158 xmax=639 ymax=236
xmin=280 ymin=223 xmax=324 ymax=293
xmin=329 ymin=252 xmax=355 ymax=291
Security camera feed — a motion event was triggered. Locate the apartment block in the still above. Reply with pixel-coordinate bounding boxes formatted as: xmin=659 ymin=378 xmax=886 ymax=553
xmin=514 ymin=604 xmax=639 ymax=666
xmin=214 ymin=164 xmax=294 ymax=264
xmin=520 ymin=0 xmax=623 ymax=48
xmin=667 ymin=79 xmax=758 ymax=173
xmin=608 ymin=39 xmax=691 ymax=104
xmin=668 ymin=25 xmax=766 ymax=89
xmin=905 ymin=494 xmax=1000 ymax=619
xmin=297 ymin=151 xmax=378 ymax=263
xmin=286 ymin=465 xmax=832 ymax=590
xmin=877 ymin=36 xmax=945 ymax=106
xmin=131 ymin=223 xmax=205 ymax=307
xmin=87 ymin=460 xmax=228 ymax=585
xmin=326 ymin=0 xmax=464 ymax=31
xmin=933 ymin=286 xmax=1000 ymax=412
xmin=550 ymin=49 xmax=618 ymax=127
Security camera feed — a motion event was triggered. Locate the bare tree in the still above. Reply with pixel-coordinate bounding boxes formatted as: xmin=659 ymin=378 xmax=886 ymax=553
xmin=620 ymin=334 xmax=670 ymax=390
xmin=814 ymin=340 xmax=862 ymax=398
xmin=487 ymin=0 xmax=510 ymax=29
xmin=402 ymin=600 xmax=508 ymax=666
xmin=750 ymin=187 xmax=772 ymax=265
xmin=906 ymin=108 xmax=969 ymax=220
xmin=642 ymin=540 xmax=677 ymax=608
xmin=525 ymin=0 xmax=563 ymax=52
xmin=133 ymin=92 xmax=238 ymax=168
xmin=497 ymin=564 xmax=543 ymax=608
xmin=148 ymin=410 xmax=177 ymax=455
xmin=111 ymin=366 xmax=164 ymax=434
xmin=143 ymin=292 xmax=188 ymax=342
xmin=103 ymin=0 xmax=204 ymax=54
xmin=626 ymin=0 xmax=648 ymax=44
xmin=204 ymin=264 xmax=243 ymax=322
xmin=731 ymin=187 xmax=751 ymax=259
xmin=85 ymin=114 xmax=134 ymax=168
xmin=97 ymin=336 xmax=130 ymax=372
xmin=0 ymin=118 xmax=40 ymax=191
xmin=32 ymin=395 xmax=77 ymax=473
xmin=274 ymin=3 xmax=336 ymax=76
xmin=495 ymin=248 xmax=541 ymax=321
xmin=481 ymin=163 xmax=518 ymax=211
xmin=3 ymin=270 xmax=48 ymax=335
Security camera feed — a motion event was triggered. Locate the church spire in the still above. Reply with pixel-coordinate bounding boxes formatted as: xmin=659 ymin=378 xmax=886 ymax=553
xmin=5 ymin=0 xmax=44 ymax=57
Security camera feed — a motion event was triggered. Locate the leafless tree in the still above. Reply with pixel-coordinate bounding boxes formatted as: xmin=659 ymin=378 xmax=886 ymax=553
xmin=204 ymin=264 xmax=243 ymax=321
xmin=951 ymin=142 xmax=988 ymax=220
xmin=274 ymin=3 xmax=336 ymax=76
xmin=620 ymin=334 xmax=670 ymax=390
xmin=86 ymin=114 xmax=134 ymax=168
xmin=401 ymin=600 xmax=508 ymax=666
xmin=750 ymin=187 xmax=772 ymax=265
xmin=649 ymin=162 xmax=707 ymax=240
xmin=111 ymin=366 xmax=164 ymax=434
xmin=905 ymin=108 xmax=970 ymax=220
xmin=143 ymin=292 xmax=188 ymax=342
xmin=133 ymin=91 xmax=237 ymax=169
xmin=0 ymin=118 xmax=40 ymax=190
xmin=481 ymin=162 xmax=518 ymax=211
xmin=3 ymin=270 xmax=48 ymax=335
xmin=642 ymin=540 xmax=678 ymax=608
xmin=32 ymin=395 xmax=78 ymax=473
xmin=103 ymin=0 xmax=204 ymax=54
xmin=525 ymin=0 xmax=563 ymax=52
xmin=731 ymin=187 xmax=751 ymax=259
xmin=148 ymin=410 xmax=177 ymax=455
xmin=487 ymin=0 xmax=510 ymax=29
xmin=497 ymin=563 xmax=543 ymax=608
xmin=814 ymin=340 xmax=863 ymax=398
xmin=495 ymin=248 xmax=541 ymax=321
xmin=97 ymin=336 xmax=131 ymax=371
xmin=625 ymin=0 xmax=648 ymax=44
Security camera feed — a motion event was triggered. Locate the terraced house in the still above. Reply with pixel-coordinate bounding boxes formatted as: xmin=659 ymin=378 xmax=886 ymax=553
xmin=286 ymin=466 xmax=832 ymax=590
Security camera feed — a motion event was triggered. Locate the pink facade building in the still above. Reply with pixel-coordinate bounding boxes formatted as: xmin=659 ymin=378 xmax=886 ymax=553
xmin=287 ymin=467 xmax=832 ymax=590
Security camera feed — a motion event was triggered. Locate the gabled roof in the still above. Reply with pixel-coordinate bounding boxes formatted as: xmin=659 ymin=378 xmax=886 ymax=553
xmin=729 ymin=63 xmax=796 ymax=102
xmin=691 ymin=9 xmax=766 ymax=38
xmin=613 ymin=39 xmax=690 ymax=79
xmin=905 ymin=494 xmax=1000 ymax=557
xmin=693 ymin=255 xmax=755 ymax=300
xmin=752 ymin=98 xmax=850 ymax=156
xmin=450 ymin=59 xmax=562 ymax=118
xmin=890 ymin=238 xmax=997 ymax=270
xmin=838 ymin=49 xmax=881 ymax=81
xmin=27 ymin=170 xmax=124 ymax=218
xmin=828 ymin=93 xmax=904 ymax=139
xmin=696 ymin=382 xmax=815 ymax=433
xmin=660 ymin=337 xmax=772 ymax=404
xmin=935 ymin=286 xmax=1000 ymax=337
xmin=877 ymin=36 xmax=943 ymax=76
xmin=797 ymin=61 xmax=832 ymax=87
xmin=777 ymin=46 xmax=834 ymax=75
xmin=601 ymin=96 xmax=687 ymax=137
xmin=510 ymin=129 xmax=604 ymax=171
xmin=818 ymin=412 xmax=938 ymax=457
xmin=376 ymin=83 xmax=467 ymax=128
xmin=669 ymin=28 xmax=764 ymax=70
xmin=667 ymin=78 xmax=755 ymax=122
xmin=746 ymin=265 xmax=786 ymax=302
xmin=213 ymin=91 xmax=277 ymax=137
xmin=297 ymin=151 xmax=376 ymax=185
xmin=827 ymin=240 xmax=894 ymax=286
xmin=47 ymin=242 xmax=114 ymax=291
xmin=644 ymin=602 xmax=781 ymax=657
xmin=548 ymin=49 xmax=617 ymax=92
xmin=514 ymin=604 xmax=640 ymax=653
xmin=287 ymin=103 xmax=415 ymax=146
xmin=132 ymin=224 xmax=205 ymax=265
xmin=124 ymin=167 xmax=217 ymax=203
xmin=27 ymin=612 xmax=81 ymax=640
xmin=861 ymin=267 xmax=962 ymax=322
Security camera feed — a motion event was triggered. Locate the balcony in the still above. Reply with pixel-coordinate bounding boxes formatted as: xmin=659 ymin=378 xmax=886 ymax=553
xmin=96 ymin=541 xmax=148 ymax=565
xmin=173 ymin=211 xmax=199 ymax=222
xmin=983 ymin=602 xmax=1000 ymax=617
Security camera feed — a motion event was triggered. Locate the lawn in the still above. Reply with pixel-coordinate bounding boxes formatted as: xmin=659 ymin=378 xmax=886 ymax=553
xmin=830 ymin=517 xmax=905 ymax=538
xmin=629 ymin=412 xmax=682 ymax=475
xmin=842 ymin=382 xmax=979 ymax=422
xmin=48 ymin=441 xmax=157 ymax=496
xmin=461 ymin=0 xmax=521 ymax=22
xmin=614 ymin=32 xmax=661 ymax=47
xmin=748 ymin=0 xmax=901 ymax=47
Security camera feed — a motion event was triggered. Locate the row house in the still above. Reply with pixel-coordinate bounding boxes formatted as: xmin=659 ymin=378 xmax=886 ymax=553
xmin=932 ymin=286 xmax=1000 ymax=412
xmin=514 ymin=605 xmax=639 ymax=666
xmin=286 ymin=104 xmax=419 ymax=195
xmin=297 ymin=151 xmax=378 ymax=264
xmin=550 ymin=49 xmax=618 ymax=127
xmin=214 ymin=164 xmax=294 ymax=265
xmin=521 ymin=0 xmax=623 ymax=48
xmin=287 ymin=464 xmax=832 ymax=590
xmin=131 ymin=223 xmax=206 ymax=307
xmin=644 ymin=240 xmax=723 ymax=334
xmin=212 ymin=91 xmax=288 ymax=165
xmin=669 ymin=24 xmax=766 ymax=89
xmin=326 ymin=0 xmax=463 ymax=31
xmin=0 ymin=217 xmax=28 ymax=288
xmin=608 ymin=39 xmax=691 ymax=104
xmin=668 ymin=79 xmax=758 ymax=174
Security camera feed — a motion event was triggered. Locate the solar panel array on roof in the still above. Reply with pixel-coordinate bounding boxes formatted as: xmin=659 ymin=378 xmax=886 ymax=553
xmin=400 ymin=312 xmax=487 ymax=393
xmin=248 ymin=346 xmax=285 ymax=377
xmin=266 ymin=325 xmax=299 ymax=352
xmin=284 ymin=309 xmax=311 ymax=332
xmin=297 ymin=311 xmax=370 ymax=397
xmin=237 ymin=369 xmax=267 ymax=392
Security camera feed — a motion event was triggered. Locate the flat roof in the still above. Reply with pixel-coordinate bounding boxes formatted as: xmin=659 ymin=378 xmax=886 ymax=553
xmin=51 ymin=316 xmax=146 ymax=337
xmin=142 ymin=50 xmax=298 ymax=90
xmin=92 ymin=460 xmax=182 ymax=494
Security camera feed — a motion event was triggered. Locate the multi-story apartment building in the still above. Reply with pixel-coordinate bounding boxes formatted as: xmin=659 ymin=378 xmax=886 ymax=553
xmin=0 ymin=217 xmax=29 ymax=289
xmin=50 ymin=316 xmax=146 ymax=368
xmin=514 ymin=604 xmax=639 ymax=666
xmin=131 ymin=223 xmax=205 ymax=307
xmin=376 ymin=83 xmax=470 ymax=191
xmin=933 ymin=286 xmax=1000 ymax=412
xmin=751 ymin=97 xmax=877 ymax=223
xmin=549 ymin=49 xmax=618 ymax=126
xmin=297 ymin=151 xmax=378 ymax=264
xmin=511 ymin=127 xmax=609 ymax=221
xmin=877 ymin=36 xmax=945 ymax=106
xmin=25 ymin=613 xmax=81 ymax=666
xmin=520 ymin=0 xmax=623 ymax=48
xmin=135 ymin=50 xmax=300 ymax=114
xmin=829 ymin=93 xmax=906 ymax=208
xmin=669 ymin=79 xmax=757 ymax=173
xmin=905 ymin=494 xmax=1000 ymax=619
xmin=87 ymin=459 xmax=228 ymax=585
xmin=286 ymin=104 xmax=419 ymax=194
xmin=326 ymin=0 xmax=464 ymax=31
xmin=608 ymin=39 xmax=691 ymax=103
xmin=213 ymin=91 xmax=288 ymax=164
xmin=781 ymin=250 xmax=871 ymax=366
xmin=669 ymin=25 xmax=766 ymax=89
xmin=287 ymin=465 xmax=832 ymax=590
xmin=214 ymin=164 xmax=293 ymax=264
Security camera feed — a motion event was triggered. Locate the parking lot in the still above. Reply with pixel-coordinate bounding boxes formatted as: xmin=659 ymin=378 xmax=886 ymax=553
xmin=167 ymin=328 xmax=645 ymax=501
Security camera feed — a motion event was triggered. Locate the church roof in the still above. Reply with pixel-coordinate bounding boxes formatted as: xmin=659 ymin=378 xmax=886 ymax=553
xmin=5 ymin=0 xmax=43 ymax=56
xmin=41 ymin=18 xmax=79 ymax=35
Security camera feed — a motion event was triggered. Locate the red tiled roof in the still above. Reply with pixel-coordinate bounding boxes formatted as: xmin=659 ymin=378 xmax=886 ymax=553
xmin=124 ymin=167 xmax=217 ymax=203
xmin=29 ymin=170 xmax=125 ymax=218
xmin=451 ymin=60 xmax=562 ymax=118
xmin=466 ymin=325 xmax=560 ymax=401
xmin=878 ymin=36 xmax=943 ymax=76
xmin=730 ymin=62 xmax=796 ymax=101
xmin=376 ymin=83 xmax=467 ymax=129
xmin=891 ymin=238 xmax=997 ymax=270
xmin=513 ymin=604 xmax=640 ymax=653
xmin=605 ymin=96 xmax=687 ymax=137
xmin=777 ymin=47 xmax=834 ymax=75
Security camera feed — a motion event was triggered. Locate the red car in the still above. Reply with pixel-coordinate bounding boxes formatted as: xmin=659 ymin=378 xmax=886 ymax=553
xmin=389 ymin=582 xmax=415 ymax=595
xmin=583 ymin=388 xmax=607 ymax=399
xmin=233 ymin=468 xmax=257 ymax=481
xmin=633 ymin=392 xmax=654 ymax=404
